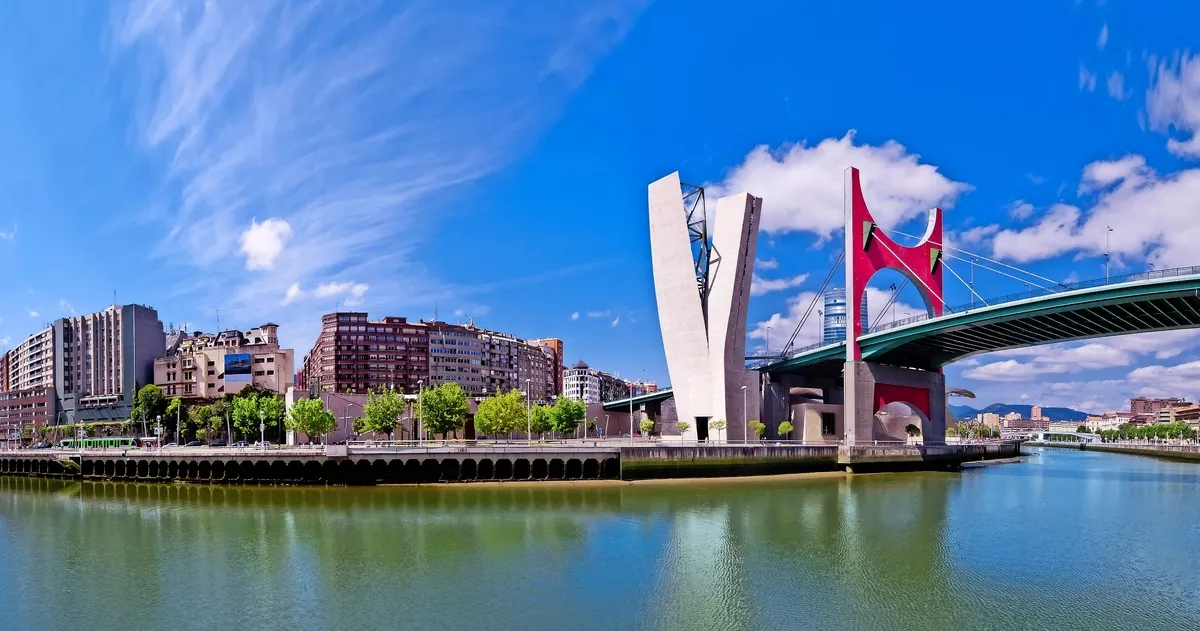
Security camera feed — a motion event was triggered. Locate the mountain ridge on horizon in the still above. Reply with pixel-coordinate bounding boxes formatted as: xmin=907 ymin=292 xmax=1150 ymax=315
xmin=948 ymin=403 xmax=1093 ymax=422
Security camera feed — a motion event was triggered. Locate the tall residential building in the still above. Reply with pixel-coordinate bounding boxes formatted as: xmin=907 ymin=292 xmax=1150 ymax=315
xmin=821 ymin=288 xmax=869 ymax=345
xmin=426 ymin=321 xmax=485 ymax=395
xmin=300 ymin=313 xmax=430 ymax=395
xmin=153 ymin=323 xmax=294 ymax=399
xmin=1030 ymin=405 xmax=1043 ymax=420
xmin=529 ymin=338 xmax=565 ymax=396
xmin=1130 ymin=396 xmax=1192 ymax=415
xmin=54 ymin=304 xmax=166 ymax=423
xmin=563 ymin=360 xmax=629 ymax=404
xmin=6 ymin=326 xmax=55 ymax=392
xmin=299 ymin=312 xmax=559 ymax=403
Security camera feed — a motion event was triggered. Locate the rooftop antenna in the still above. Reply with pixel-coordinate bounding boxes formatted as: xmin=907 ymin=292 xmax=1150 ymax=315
xmin=215 ymin=308 xmax=220 ymax=333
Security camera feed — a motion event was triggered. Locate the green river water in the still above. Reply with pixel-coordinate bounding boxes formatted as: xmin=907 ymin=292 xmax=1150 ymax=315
xmin=1 ymin=447 xmax=1199 ymax=630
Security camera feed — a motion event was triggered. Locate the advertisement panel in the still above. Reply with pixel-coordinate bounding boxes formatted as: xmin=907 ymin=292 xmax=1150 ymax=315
xmin=225 ymin=353 xmax=252 ymax=383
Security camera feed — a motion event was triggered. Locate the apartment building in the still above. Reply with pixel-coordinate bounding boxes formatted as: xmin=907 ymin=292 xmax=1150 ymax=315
xmin=563 ymin=360 xmax=630 ymax=404
xmin=0 ymin=387 xmax=56 ymax=439
xmin=153 ymin=323 xmax=294 ymax=399
xmin=299 ymin=312 xmax=562 ymax=402
xmin=300 ymin=313 xmax=431 ymax=395
xmin=0 ymin=304 xmax=165 ymax=426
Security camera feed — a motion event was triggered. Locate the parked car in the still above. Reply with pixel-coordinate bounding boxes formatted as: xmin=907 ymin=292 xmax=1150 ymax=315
xmin=184 ymin=440 xmax=202 ymax=447
xmin=164 ymin=443 xmax=178 ymax=448
xmin=32 ymin=442 xmax=51 ymax=449
xmin=256 ymin=441 xmax=272 ymax=448
xmin=209 ymin=441 xmax=227 ymax=447
xmin=232 ymin=441 xmax=249 ymax=448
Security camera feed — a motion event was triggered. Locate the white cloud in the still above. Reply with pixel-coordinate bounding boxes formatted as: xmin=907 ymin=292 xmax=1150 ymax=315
xmin=0 ymin=225 xmax=15 ymax=241
xmin=1128 ymin=360 xmax=1200 ymax=398
xmin=1106 ymin=71 xmax=1128 ymax=101
xmin=1097 ymin=23 xmax=1108 ymax=50
xmin=282 ymin=283 xmax=304 ymax=306
xmin=750 ymin=273 xmax=808 ymax=296
xmin=950 ymin=224 xmax=1000 ymax=251
xmin=0 ymin=336 xmax=9 ymax=347
xmin=313 ymin=281 xmax=369 ymax=307
xmin=1080 ymin=66 xmax=1098 ymax=92
xmin=1026 ymin=173 xmax=1046 ymax=185
xmin=27 ymin=310 xmax=38 ymax=318
xmin=991 ymin=155 xmax=1200 ymax=267
xmin=586 ymin=310 xmax=609 ymax=318
xmin=755 ymin=258 xmax=779 ymax=270
xmin=963 ymin=359 xmax=1068 ymax=382
xmin=1007 ymin=200 xmax=1034 ymax=220
xmin=112 ymin=0 xmax=644 ymax=322
xmin=239 ymin=217 xmax=291 ymax=270
xmin=1147 ymin=52 xmax=1200 ymax=158
xmin=709 ymin=131 xmax=969 ymax=239
xmin=58 ymin=299 xmax=75 ymax=315
xmin=611 ymin=316 xmax=620 ymax=327
xmin=570 ymin=312 xmax=580 ymax=321
xmin=1020 ymin=393 xmax=1030 ymax=402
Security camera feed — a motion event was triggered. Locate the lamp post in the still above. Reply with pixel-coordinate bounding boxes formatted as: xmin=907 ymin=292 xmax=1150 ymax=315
xmin=629 ymin=380 xmax=634 ymax=444
xmin=417 ymin=380 xmax=424 ymax=445
xmin=741 ymin=385 xmax=748 ymax=441
xmin=156 ymin=415 xmax=162 ymax=450
xmin=1105 ymin=225 xmax=1113 ymax=283
xmin=525 ymin=379 xmax=531 ymax=446
xmin=258 ymin=410 xmax=265 ymax=446
xmin=342 ymin=402 xmax=361 ymax=444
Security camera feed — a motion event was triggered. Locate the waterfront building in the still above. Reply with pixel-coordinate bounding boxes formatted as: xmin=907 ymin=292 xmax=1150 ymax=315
xmin=822 ymin=288 xmax=870 ymax=344
xmin=1048 ymin=420 xmax=1081 ymax=432
xmin=1003 ymin=417 xmax=1050 ymax=430
xmin=300 ymin=313 xmax=430 ymax=395
xmin=563 ymin=360 xmax=630 ymax=404
xmin=0 ymin=387 xmax=55 ymax=441
xmin=1003 ymin=411 xmax=1022 ymax=423
xmin=976 ymin=412 xmax=1001 ymax=427
xmin=153 ymin=323 xmax=294 ymax=399
xmin=1130 ymin=396 xmax=1192 ymax=415
xmin=4 ymin=326 xmax=55 ymax=392
xmin=299 ymin=312 xmax=561 ymax=403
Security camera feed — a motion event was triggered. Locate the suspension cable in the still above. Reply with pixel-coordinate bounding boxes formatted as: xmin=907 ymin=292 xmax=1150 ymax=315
xmin=878 ymin=226 xmax=1069 ymax=289
xmin=942 ymin=260 xmax=988 ymax=307
xmin=870 ymin=279 xmax=909 ymax=330
xmin=943 ymin=254 xmax=1054 ymax=293
xmin=781 ymin=249 xmax=844 ymax=356
xmin=873 ymin=239 xmax=949 ymax=310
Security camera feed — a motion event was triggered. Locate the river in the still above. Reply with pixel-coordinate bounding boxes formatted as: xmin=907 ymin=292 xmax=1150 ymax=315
xmin=1 ymin=447 xmax=1199 ymax=630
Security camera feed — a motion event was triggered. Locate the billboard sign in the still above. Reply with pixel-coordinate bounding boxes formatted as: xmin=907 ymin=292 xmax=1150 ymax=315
xmin=225 ymin=353 xmax=253 ymax=383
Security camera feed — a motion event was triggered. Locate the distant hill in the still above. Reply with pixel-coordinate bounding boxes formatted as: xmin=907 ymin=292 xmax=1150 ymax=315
xmin=949 ymin=403 xmax=1092 ymax=422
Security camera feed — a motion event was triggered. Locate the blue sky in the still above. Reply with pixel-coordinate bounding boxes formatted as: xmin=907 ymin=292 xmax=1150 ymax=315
xmin=0 ymin=0 xmax=1198 ymax=414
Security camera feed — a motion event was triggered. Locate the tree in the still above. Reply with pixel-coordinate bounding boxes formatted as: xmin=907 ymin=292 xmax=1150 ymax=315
xmin=131 ymin=384 xmax=167 ymax=424
xmin=709 ymin=418 xmax=727 ymax=441
xmin=475 ymin=389 xmax=526 ymax=437
xmin=231 ymin=393 xmax=285 ymax=441
xmin=287 ymin=398 xmax=336 ymax=443
xmin=551 ymin=397 xmax=586 ymax=436
xmin=676 ymin=421 xmax=691 ymax=436
xmin=905 ymin=424 xmax=922 ymax=437
xmin=778 ymin=421 xmax=794 ymax=438
xmin=750 ymin=420 xmax=766 ymax=441
xmin=1077 ymin=425 xmax=1089 ymax=433
xmin=639 ymin=418 xmax=655 ymax=436
xmin=419 ymin=383 xmax=469 ymax=439
xmin=528 ymin=404 xmax=554 ymax=437
xmin=360 ymin=387 xmax=405 ymax=438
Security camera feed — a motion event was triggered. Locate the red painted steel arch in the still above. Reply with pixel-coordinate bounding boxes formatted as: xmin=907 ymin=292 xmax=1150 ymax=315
xmin=846 ymin=167 xmax=944 ymax=360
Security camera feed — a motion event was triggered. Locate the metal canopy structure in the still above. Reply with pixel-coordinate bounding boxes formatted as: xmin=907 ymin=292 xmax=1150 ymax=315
xmin=760 ymin=269 xmax=1200 ymax=375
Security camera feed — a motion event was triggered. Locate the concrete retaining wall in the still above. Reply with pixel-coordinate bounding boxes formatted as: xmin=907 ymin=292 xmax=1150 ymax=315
xmin=619 ymin=445 xmax=840 ymax=480
xmin=1033 ymin=442 xmax=1200 ymax=463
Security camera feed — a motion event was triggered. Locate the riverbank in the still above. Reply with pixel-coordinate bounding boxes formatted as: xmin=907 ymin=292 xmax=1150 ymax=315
xmin=1029 ymin=441 xmax=1200 ymax=463
xmin=0 ymin=441 xmax=1023 ymax=485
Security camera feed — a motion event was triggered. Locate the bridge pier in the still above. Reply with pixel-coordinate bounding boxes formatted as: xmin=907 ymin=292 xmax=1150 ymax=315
xmin=844 ymin=361 xmax=946 ymax=445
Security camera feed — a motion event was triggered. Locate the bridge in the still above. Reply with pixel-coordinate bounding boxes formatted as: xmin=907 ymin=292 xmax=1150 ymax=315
xmin=1014 ymin=431 xmax=1102 ymax=444
xmin=632 ymin=165 xmax=1200 ymax=449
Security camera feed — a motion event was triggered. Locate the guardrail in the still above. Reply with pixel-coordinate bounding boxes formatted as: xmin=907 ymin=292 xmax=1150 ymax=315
xmin=752 ymin=265 xmax=1200 ymax=362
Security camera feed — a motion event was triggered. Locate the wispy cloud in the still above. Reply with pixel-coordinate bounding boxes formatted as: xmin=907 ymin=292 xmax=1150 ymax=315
xmin=58 ymin=299 xmax=75 ymax=315
xmin=0 ymin=225 xmax=15 ymax=241
xmin=611 ymin=316 xmax=620 ymax=327
xmin=570 ymin=312 xmax=580 ymax=321
xmin=111 ymin=0 xmax=645 ymax=340
xmin=27 ymin=310 xmax=38 ymax=318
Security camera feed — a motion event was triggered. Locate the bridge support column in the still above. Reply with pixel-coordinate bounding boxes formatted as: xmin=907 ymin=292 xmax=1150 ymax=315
xmin=761 ymin=377 xmax=790 ymax=441
xmin=844 ymin=361 xmax=945 ymax=445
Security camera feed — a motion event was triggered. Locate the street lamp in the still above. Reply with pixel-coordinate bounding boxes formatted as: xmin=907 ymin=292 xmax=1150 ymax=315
xmin=525 ymin=379 xmax=531 ymax=446
xmin=342 ymin=402 xmax=361 ymax=444
xmin=156 ymin=415 xmax=163 ymax=450
xmin=741 ymin=385 xmax=748 ymax=440
xmin=258 ymin=410 xmax=265 ymax=446
xmin=417 ymin=380 xmax=423 ymax=445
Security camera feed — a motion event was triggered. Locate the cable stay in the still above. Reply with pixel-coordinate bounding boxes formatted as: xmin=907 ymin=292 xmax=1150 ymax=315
xmin=780 ymin=248 xmax=844 ymax=357
xmin=877 ymin=226 xmax=1069 ymax=290
xmin=870 ymin=278 xmax=910 ymax=330
xmin=942 ymin=260 xmax=988 ymax=308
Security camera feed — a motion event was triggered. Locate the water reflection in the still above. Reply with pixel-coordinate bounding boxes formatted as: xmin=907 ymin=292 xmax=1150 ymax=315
xmin=3 ymin=449 xmax=1200 ymax=630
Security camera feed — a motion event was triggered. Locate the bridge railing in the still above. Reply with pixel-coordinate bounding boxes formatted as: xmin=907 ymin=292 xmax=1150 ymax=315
xmin=748 ymin=264 xmax=1200 ymax=363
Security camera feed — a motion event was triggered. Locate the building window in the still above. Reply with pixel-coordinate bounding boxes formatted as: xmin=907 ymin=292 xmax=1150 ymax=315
xmin=207 ymin=370 xmax=215 ymax=375
xmin=254 ymin=371 xmax=264 ymax=376
xmin=266 ymin=370 xmax=275 ymax=376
